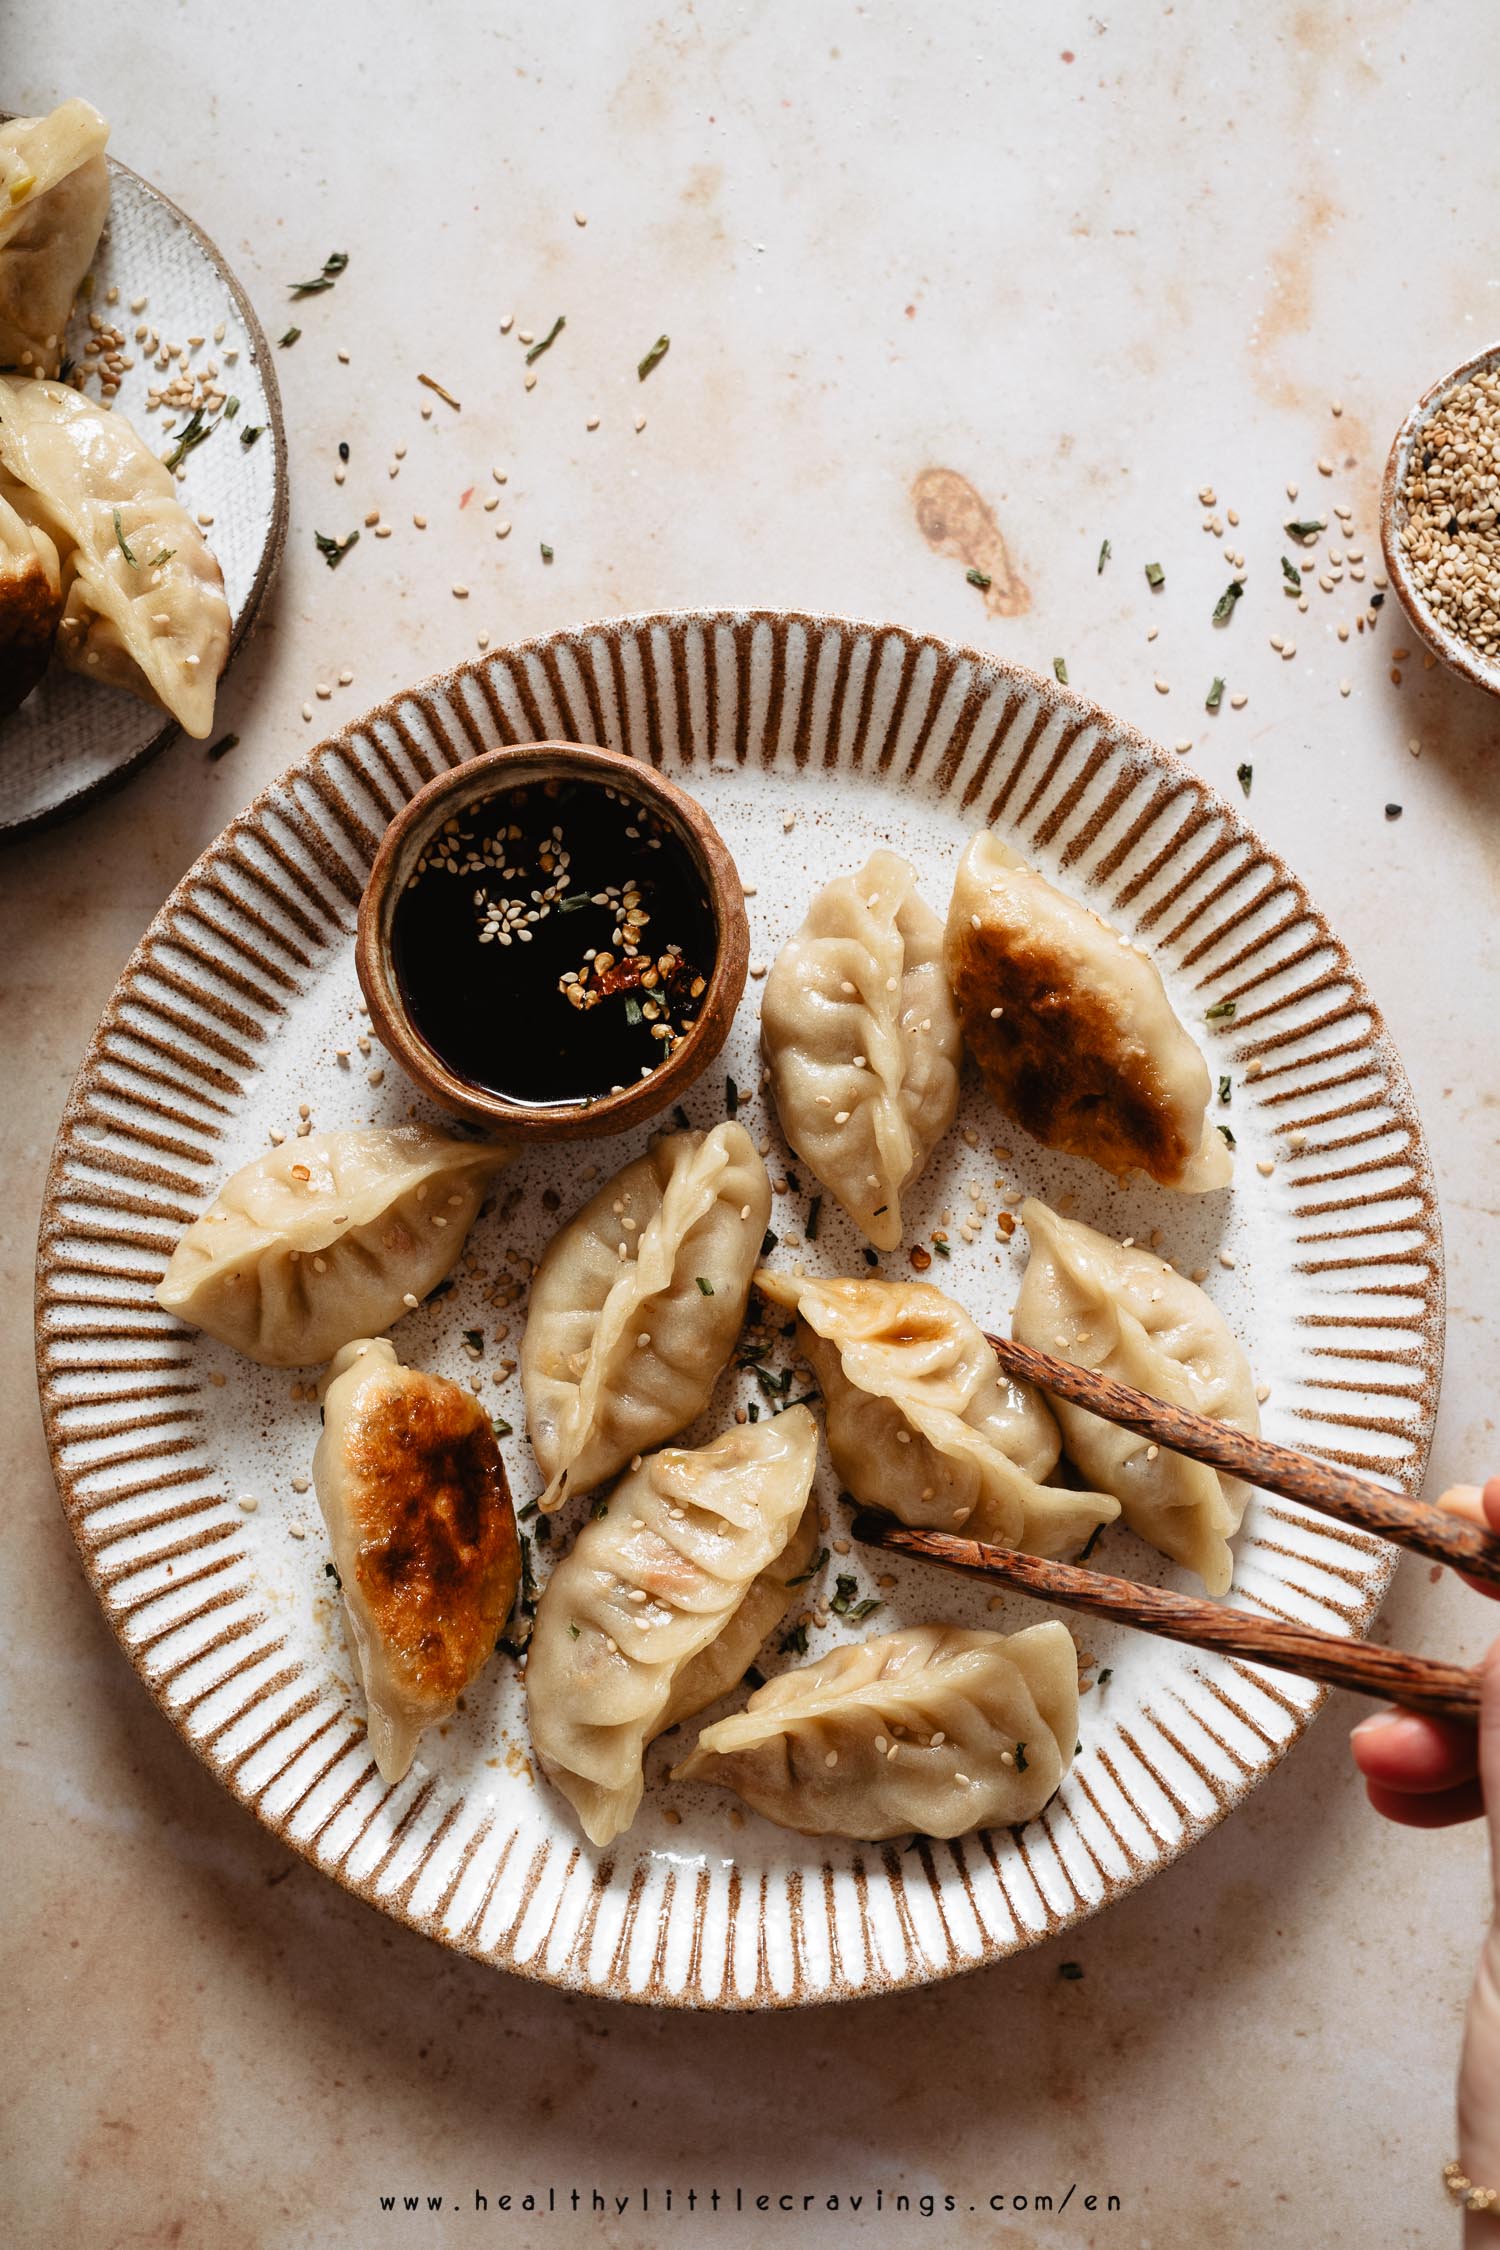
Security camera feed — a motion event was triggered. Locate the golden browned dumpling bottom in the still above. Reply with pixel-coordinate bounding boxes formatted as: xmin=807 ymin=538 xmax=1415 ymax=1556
xmin=948 ymin=920 xmax=1197 ymax=1186
xmin=342 ymin=1377 xmax=520 ymax=1706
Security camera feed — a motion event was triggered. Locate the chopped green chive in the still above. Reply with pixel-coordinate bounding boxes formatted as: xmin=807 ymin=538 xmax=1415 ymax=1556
xmin=163 ymin=407 xmax=214 ymax=473
xmin=112 ymin=509 xmax=137 ymax=566
xmin=492 ymin=1417 xmax=513 ymax=1439
xmin=1206 ymin=676 xmax=1225 ymax=712
xmin=787 ymin=1548 xmax=829 ymax=1588
xmin=540 ymin=542 xmax=554 ymax=563
xmin=966 ymin=566 xmax=992 ymax=590
xmin=695 ymin=1275 xmax=715 ymax=1296
xmin=623 ymin=994 xmax=643 ymax=1025
xmin=829 ymin=1574 xmax=861 ymax=1616
xmin=931 ymin=1237 xmax=951 ymax=1257
xmin=1213 ymin=579 xmax=1244 ymax=624
xmin=205 ymin=732 xmax=240 ymax=762
xmin=1218 ymin=1074 xmax=1232 ymax=1104
xmin=1053 ymin=656 xmax=1069 ymax=684
xmin=779 ymin=1622 xmax=809 ymax=1656
xmin=805 ymin=1194 xmax=822 ymax=1243
xmin=637 ymin=333 xmax=671 ymax=381
xmin=725 ymin=1074 xmax=739 ymax=1117
xmin=239 ymin=423 xmax=264 ymax=450
xmin=567 ymin=1621 xmax=580 ymax=1639
xmin=223 ymin=396 xmax=239 ymax=419
xmin=848 ymin=1597 xmax=882 ymax=1621
xmin=1205 ymin=998 xmax=1237 ymax=1021
xmin=278 ymin=325 xmax=301 ymax=348
xmin=526 ymin=314 xmax=566 ymax=366
xmin=1236 ymin=762 xmax=1253 ymax=796
xmin=290 ymin=250 xmax=348 ymax=297
xmin=1284 ymin=518 xmax=1326 ymax=541
xmin=591 ymin=1498 xmax=610 ymax=1520
xmin=1218 ymin=1122 xmax=1236 ymax=1147
xmin=1097 ymin=538 xmax=1111 ymax=573
xmin=314 ymin=528 xmax=359 ymax=568
xmin=1014 ymin=1741 xmax=1029 ymax=1772
xmin=1144 ymin=561 xmax=1165 ymax=588
xmin=1280 ymin=554 xmax=1303 ymax=592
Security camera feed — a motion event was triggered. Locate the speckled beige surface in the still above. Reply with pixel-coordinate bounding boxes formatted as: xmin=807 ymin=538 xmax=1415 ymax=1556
xmin=4 ymin=4 xmax=1500 ymax=2244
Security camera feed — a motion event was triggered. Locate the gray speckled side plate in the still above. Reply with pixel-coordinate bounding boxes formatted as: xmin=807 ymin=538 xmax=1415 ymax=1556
xmin=35 ymin=612 xmax=1443 ymax=2007
xmin=0 ymin=155 xmax=287 ymax=838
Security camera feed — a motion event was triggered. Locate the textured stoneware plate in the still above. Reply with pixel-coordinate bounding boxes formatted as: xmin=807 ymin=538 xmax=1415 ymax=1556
xmin=36 ymin=611 xmax=1443 ymax=2009
xmin=0 ymin=154 xmax=288 ymax=839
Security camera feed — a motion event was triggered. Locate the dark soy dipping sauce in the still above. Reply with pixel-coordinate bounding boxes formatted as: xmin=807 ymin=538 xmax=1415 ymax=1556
xmin=391 ymin=778 xmax=718 ymax=1108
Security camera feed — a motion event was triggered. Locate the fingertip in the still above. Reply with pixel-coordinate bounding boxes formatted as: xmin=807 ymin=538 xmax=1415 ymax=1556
xmin=1484 ymin=1477 xmax=1500 ymax=1532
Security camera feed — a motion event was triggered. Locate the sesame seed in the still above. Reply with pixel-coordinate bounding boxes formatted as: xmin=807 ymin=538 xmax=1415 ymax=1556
xmin=452 ymin=583 xmax=469 ymax=598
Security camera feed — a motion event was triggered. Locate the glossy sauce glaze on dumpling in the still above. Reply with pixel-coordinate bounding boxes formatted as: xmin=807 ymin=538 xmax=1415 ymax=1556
xmin=314 ymin=1339 xmax=521 ymax=1783
xmin=524 ymin=1409 xmax=819 ymax=1845
xmin=1013 ymin=1197 xmax=1258 ymax=1595
xmin=761 ymin=850 xmax=961 ymax=1249
xmin=0 ymin=100 xmax=110 ymax=377
xmin=155 ymin=1126 xmax=509 ymax=1367
xmin=0 ymin=376 xmax=230 ymax=735
xmin=944 ymin=830 xmax=1232 ymax=1193
xmin=522 ymin=1122 xmax=771 ymax=1511
xmin=673 ymin=1620 xmax=1079 ymax=1841
xmin=754 ymin=1268 xmax=1116 ymax=1559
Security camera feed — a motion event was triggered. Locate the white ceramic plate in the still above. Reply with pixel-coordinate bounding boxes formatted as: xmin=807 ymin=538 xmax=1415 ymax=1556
xmin=36 ymin=612 xmax=1443 ymax=2008
xmin=0 ymin=154 xmax=287 ymax=838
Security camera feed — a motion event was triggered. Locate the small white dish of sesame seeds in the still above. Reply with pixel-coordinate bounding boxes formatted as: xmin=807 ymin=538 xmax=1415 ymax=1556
xmin=1381 ymin=340 xmax=1500 ymax=700
xmin=0 ymin=155 xmax=287 ymax=838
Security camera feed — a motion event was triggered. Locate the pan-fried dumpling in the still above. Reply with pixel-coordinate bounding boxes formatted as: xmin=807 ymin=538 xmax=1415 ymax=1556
xmin=525 ymin=1409 xmax=819 ymax=1844
xmin=673 ymin=1620 xmax=1079 ymax=1840
xmin=314 ymin=1339 xmax=521 ymax=1783
xmin=944 ymin=830 xmax=1232 ymax=1193
xmin=0 ymin=483 xmax=62 ymax=712
xmin=0 ymin=101 xmax=110 ymax=376
xmin=755 ymin=1269 xmax=1117 ymax=1558
xmin=762 ymin=850 xmax=961 ymax=1249
xmin=156 ymin=1126 xmax=510 ymax=1367
xmin=522 ymin=1123 xmax=771 ymax=1512
xmin=0 ymin=375 xmax=230 ymax=735
xmin=1013 ymin=1197 xmax=1258 ymax=1595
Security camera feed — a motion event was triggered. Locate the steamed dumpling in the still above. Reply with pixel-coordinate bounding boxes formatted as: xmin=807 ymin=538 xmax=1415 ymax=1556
xmin=673 ymin=1620 xmax=1079 ymax=1840
xmin=1013 ymin=1197 xmax=1259 ymax=1595
xmin=0 ymin=375 xmax=230 ymax=735
xmin=314 ymin=1339 xmax=521 ymax=1783
xmin=0 ymin=101 xmax=110 ymax=376
xmin=0 ymin=483 xmax=62 ymax=712
xmin=944 ymin=830 xmax=1232 ymax=1193
xmin=525 ymin=1409 xmax=819 ymax=1844
xmin=156 ymin=1126 xmax=509 ymax=1367
xmin=762 ymin=850 xmax=962 ymax=1248
xmin=522 ymin=1123 xmax=771 ymax=1512
xmin=755 ymin=1269 xmax=1116 ymax=1559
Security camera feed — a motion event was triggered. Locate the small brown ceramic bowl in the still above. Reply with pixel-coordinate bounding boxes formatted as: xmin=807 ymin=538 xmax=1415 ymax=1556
xmin=1380 ymin=340 xmax=1500 ymax=701
xmin=356 ymin=741 xmax=748 ymax=1141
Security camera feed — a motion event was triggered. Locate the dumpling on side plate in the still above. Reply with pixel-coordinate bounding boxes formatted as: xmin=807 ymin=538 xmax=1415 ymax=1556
xmin=524 ymin=1408 xmax=819 ymax=1845
xmin=0 ymin=375 xmax=230 ymax=735
xmin=314 ymin=1339 xmax=521 ymax=1784
xmin=755 ymin=1269 xmax=1116 ymax=1559
xmin=155 ymin=1126 xmax=510 ymax=1367
xmin=1013 ymin=1197 xmax=1259 ymax=1596
xmin=673 ymin=1620 xmax=1079 ymax=1840
xmin=944 ymin=830 xmax=1232 ymax=1194
xmin=761 ymin=849 xmax=961 ymax=1249
xmin=0 ymin=100 xmax=110 ymax=377
xmin=522 ymin=1122 xmax=771 ymax=1512
xmin=0 ymin=484 xmax=62 ymax=713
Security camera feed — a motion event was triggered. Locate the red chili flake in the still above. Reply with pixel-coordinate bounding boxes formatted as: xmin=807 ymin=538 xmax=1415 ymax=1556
xmin=459 ymin=487 xmax=474 ymax=509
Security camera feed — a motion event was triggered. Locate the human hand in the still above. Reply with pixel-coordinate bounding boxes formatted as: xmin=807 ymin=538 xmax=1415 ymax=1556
xmin=1351 ymin=1478 xmax=1500 ymax=2237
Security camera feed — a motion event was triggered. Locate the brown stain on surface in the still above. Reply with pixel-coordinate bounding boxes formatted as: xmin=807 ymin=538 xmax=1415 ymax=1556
xmin=911 ymin=468 xmax=1030 ymax=616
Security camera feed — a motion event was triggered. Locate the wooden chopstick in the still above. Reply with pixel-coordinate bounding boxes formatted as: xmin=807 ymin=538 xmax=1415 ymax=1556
xmin=986 ymin=1332 xmax=1500 ymax=1593
xmin=851 ymin=1514 xmax=1481 ymax=1723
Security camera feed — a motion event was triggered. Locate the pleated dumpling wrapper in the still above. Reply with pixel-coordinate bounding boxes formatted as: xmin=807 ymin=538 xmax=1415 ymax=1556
xmin=944 ymin=830 xmax=1232 ymax=1193
xmin=754 ymin=1268 xmax=1116 ymax=1559
xmin=0 ymin=375 xmax=230 ymax=735
xmin=1013 ymin=1197 xmax=1259 ymax=1596
xmin=0 ymin=100 xmax=110 ymax=376
xmin=674 ymin=1620 xmax=1079 ymax=1841
xmin=0 ymin=483 xmax=62 ymax=713
xmin=525 ymin=1409 xmax=820 ymax=1845
xmin=155 ymin=1126 xmax=510 ymax=1367
xmin=314 ymin=1340 xmax=521 ymax=1784
xmin=761 ymin=849 xmax=962 ymax=1249
xmin=522 ymin=1122 xmax=771 ymax=1512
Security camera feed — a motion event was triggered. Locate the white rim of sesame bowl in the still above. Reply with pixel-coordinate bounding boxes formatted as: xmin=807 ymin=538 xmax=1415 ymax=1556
xmin=1380 ymin=340 xmax=1500 ymax=700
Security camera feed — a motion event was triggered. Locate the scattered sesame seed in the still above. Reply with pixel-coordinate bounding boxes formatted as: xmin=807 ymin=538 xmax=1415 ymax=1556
xmin=238 ymin=1494 xmax=258 ymax=1512
xmin=1219 ymin=1250 xmax=1236 ymax=1269
xmin=574 ymin=210 xmax=588 ymax=226
xmin=585 ymin=414 xmax=600 ymax=431
xmin=635 ymin=413 xmax=647 ymax=432
xmin=302 ymin=701 xmax=313 ymax=721
xmin=1317 ymin=456 xmax=1334 ymax=476
xmin=339 ymin=668 xmax=353 ymax=685
xmin=452 ymin=582 xmax=469 ymax=598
